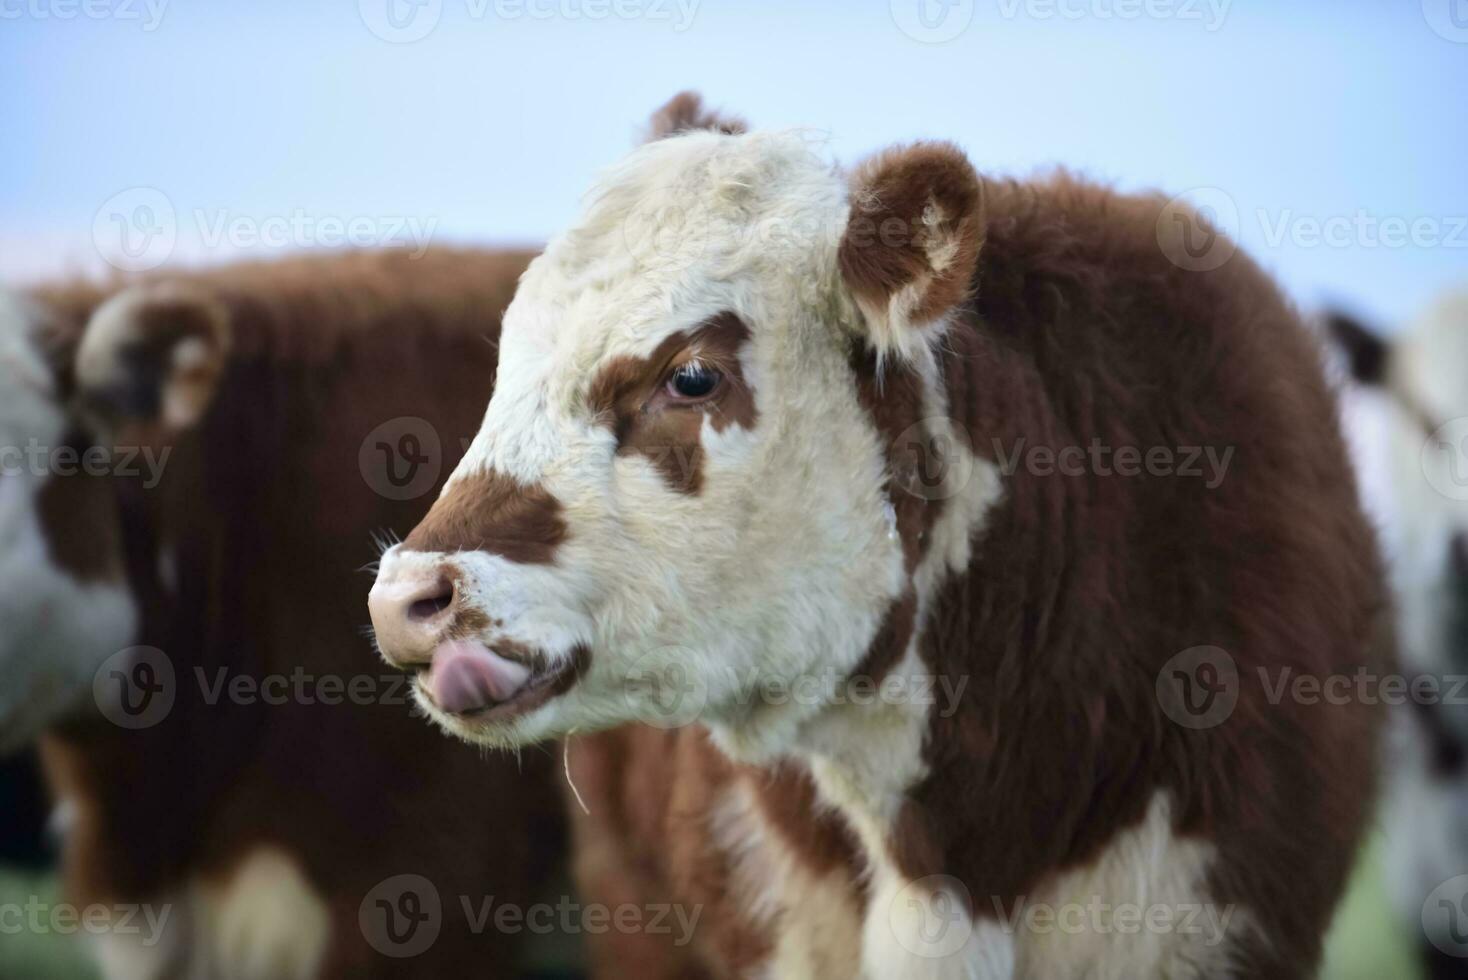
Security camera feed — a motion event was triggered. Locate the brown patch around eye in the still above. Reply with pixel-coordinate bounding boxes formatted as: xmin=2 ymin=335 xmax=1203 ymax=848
xmin=403 ymin=470 xmax=566 ymax=564
xmin=587 ymin=312 xmax=758 ymax=495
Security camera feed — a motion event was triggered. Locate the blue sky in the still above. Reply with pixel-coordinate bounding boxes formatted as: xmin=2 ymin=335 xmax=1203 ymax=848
xmin=2 ymin=0 xmax=1464 ymax=329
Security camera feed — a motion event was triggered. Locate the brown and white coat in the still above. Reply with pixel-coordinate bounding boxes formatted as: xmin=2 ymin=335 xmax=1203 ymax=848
xmin=370 ymin=96 xmax=1390 ymax=979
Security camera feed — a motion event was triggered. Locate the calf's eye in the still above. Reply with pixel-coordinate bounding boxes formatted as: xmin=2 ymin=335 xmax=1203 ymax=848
xmin=667 ymin=363 xmax=722 ymax=400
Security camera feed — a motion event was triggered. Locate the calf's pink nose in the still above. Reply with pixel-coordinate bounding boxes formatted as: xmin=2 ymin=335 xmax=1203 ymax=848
xmin=428 ymin=641 xmax=533 ymax=715
xmin=368 ymin=573 xmax=455 ymax=667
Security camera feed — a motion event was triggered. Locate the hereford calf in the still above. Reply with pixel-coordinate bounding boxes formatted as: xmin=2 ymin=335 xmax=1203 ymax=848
xmin=1 ymin=249 xmax=564 ymax=978
xmin=371 ymin=97 xmax=1389 ymax=978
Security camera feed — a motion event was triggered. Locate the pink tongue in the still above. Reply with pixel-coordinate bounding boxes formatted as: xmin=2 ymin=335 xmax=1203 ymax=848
xmin=428 ymin=641 xmax=532 ymax=715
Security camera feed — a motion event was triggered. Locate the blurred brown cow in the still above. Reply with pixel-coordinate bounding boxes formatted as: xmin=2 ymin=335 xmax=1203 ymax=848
xmin=0 ymin=249 xmax=565 ymax=978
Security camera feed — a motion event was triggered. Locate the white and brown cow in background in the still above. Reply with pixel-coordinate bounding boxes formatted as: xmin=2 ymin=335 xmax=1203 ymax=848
xmin=1331 ymin=295 xmax=1468 ymax=980
xmin=0 ymin=249 xmax=568 ymax=978
xmin=371 ymin=95 xmax=1390 ymax=978
xmin=0 ymin=288 xmax=137 ymax=748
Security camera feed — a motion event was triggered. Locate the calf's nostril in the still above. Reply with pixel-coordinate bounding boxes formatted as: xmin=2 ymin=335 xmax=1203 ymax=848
xmin=407 ymin=581 xmax=455 ymax=622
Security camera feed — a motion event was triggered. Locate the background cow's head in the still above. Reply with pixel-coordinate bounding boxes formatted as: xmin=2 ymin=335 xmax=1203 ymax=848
xmin=370 ymin=95 xmax=993 ymax=757
xmin=0 ymin=282 xmax=229 ymax=750
xmin=1331 ymin=294 xmax=1468 ymax=708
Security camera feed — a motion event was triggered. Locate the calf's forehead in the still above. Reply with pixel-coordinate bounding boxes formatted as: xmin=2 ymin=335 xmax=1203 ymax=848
xmin=504 ymin=130 xmax=848 ymax=377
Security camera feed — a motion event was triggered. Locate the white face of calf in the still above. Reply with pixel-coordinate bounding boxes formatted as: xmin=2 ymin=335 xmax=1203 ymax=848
xmin=0 ymin=292 xmax=136 ymax=751
xmin=370 ymin=126 xmax=987 ymax=754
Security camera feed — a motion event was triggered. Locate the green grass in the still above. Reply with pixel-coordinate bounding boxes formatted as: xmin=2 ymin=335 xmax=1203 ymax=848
xmin=1322 ymin=832 xmax=1421 ymax=980
xmin=0 ymin=869 xmax=100 ymax=980
xmin=0 ymin=834 xmax=1427 ymax=978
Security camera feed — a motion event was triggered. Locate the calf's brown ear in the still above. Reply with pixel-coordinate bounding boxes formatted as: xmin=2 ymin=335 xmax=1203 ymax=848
xmin=74 ymin=283 xmax=231 ymax=436
xmin=644 ymin=91 xmax=747 ymax=142
xmin=839 ymin=142 xmax=984 ymax=360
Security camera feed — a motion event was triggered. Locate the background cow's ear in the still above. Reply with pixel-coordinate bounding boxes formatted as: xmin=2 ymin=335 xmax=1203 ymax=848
xmin=75 ymin=283 xmax=231 ymax=435
xmin=1324 ymin=311 xmax=1391 ymax=386
xmin=643 ymin=91 xmax=747 ymax=142
xmin=839 ymin=142 xmax=984 ymax=361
